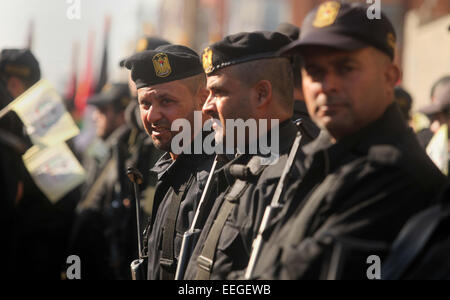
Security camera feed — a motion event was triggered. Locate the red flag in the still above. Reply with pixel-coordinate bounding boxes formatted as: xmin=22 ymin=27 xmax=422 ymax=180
xmin=74 ymin=31 xmax=95 ymax=120
xmin=65 ymin=43 xmax=79 ymax=118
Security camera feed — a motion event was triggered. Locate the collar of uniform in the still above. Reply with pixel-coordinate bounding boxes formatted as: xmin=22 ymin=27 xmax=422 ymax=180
xmin=244 ymin=119 xmax=298 ymax=157
xmin=150 ymin=130 xmax=216 ymax=180
xmin=293 ymin=100 xmax=309 ymax=120
xmin=277 ymin=120 xmax=299 ymax=154
xmin=150 ymin=152 xmax=174 ymax=181
xmin=212 ymin=120 xmax=297 ymax=182
xmin=303 ymin=103 xmax=409 ymax=170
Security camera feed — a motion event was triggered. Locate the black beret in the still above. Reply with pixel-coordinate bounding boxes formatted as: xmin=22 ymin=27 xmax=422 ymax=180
xmin=280 ymin=1 xmax=397 ymax=60
xmin=201 ymin=31 xmax=292 ymax=75
xmin=87 ymin=82 xmax=131 ymax=110
xmin=0 ymin=49 xmax=41 ymax=84
xmin=124 ymin=44 xmax=204 ymax=89
xmin=119 ymin=36 xmax=171 ymax=67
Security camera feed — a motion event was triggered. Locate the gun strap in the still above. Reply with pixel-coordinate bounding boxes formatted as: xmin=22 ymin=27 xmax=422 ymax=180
xmin=381 ymin=204 xmax=447 ymax=280
xmin=196 ymin=199 xmax=236 ymax=280
xmin=160 ymin=175 xmax=195 ymax=280
xmin=196 ymin=156 xmax=266 ymax=280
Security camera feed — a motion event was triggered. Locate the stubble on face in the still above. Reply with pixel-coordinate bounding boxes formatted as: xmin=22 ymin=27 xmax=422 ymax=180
xmin=204 ymin=69 xmax=254 ymax=148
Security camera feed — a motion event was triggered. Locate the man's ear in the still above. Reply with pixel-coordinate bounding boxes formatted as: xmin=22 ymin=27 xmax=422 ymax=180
xmin=254 ymin=80 xmax=272 ymax=108
xmin=385 ymin=62 xmax=401 ymax=89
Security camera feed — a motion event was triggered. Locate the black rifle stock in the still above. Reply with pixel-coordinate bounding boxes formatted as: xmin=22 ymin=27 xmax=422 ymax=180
xmin=245 ymin=126 xmax=303 ymax=279
xmin=175 ymin=156 xmax=219 ymax=280
xmin=127 ymin=167 xmax=147 ymax=280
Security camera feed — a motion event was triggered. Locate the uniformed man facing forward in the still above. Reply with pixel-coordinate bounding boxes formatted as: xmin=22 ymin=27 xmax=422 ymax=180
xmin=182 ymin=31 xmax=315 ymax=280
xmin=124 ymin=45 xmax=214 ymax=280
xmin=248 ymin=1 xmax=447 ymax=280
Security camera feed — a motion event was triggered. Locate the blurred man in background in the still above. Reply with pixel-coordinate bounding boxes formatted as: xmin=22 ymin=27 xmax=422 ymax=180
xmin=69 ymin=83 xmax=136 ymax=280
xmin=0 ymin=48 xmax=74 ymax=279
xmin=276 ymin=23 xmax=320 ymax=143
xmin=0 ymin=79 xmax=26 ymax=279
xmin=420 ymin=75 xmax=450 ymax=173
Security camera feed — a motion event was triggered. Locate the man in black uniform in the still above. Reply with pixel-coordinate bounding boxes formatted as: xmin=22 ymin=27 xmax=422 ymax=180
xmin=0 ymin=48 xmax=74 ymax=279
xmin=124 ymin=44 xmax=214 ymax=280
xmin=69 ymin=83 xmax=135 ymax=280
xmin=249 ymin=1 xmax=447 ymax=280
xmin=182 ymin=31 xmax=316 ymax=280
xmin=0 ymin=79 xmax=26 ymax=279
xmin=120 ymin=36 xmax=170 ymax=216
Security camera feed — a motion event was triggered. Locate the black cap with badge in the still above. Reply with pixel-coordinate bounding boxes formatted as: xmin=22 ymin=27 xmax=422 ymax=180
xmin=119 ymin=36 xmax=171 ymax=67
xmin=87 ymin=82 xmax=131 ymax=111
xmin=0 ymin=49 xmax=41 ymax=85
xmin=201 ymin=31 xmax=292 ymax=75
xmin=124 ymin=44 xmax=204 ymax=89
xmin=279 ymin=1 xmax=397 ymax=61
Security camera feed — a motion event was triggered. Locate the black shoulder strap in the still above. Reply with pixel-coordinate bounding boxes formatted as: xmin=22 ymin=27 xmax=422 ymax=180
xmin=381 ymin=204 xmax=447 ymax=280
xmin=160 ymin=175 xmax=195 ymax=280
xmin=195 ymin=156 xmax=266 ymax=280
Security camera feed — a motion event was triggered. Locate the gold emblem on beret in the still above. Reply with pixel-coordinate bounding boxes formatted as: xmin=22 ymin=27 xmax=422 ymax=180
xmin=313 ymin=1 xmax=341 ymax=28
xmin=387 ymin=33 xmax=396 ymax=51
xmin=136 ymin=38 xmax=148 ymax=53
xmin=202 ymin=47 xmax=213 ymax=74
xmin=152 ymin=53 xmax=172 ymax=78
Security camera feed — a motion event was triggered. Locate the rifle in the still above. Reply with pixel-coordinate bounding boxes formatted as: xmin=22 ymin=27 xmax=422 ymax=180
xmin=127 ymin=167 xmax=147 ymax=280
xmin=244 ymin=122 xmax=303 ymax=279
xmin=174 ymin=156 xmax=219 ymax=280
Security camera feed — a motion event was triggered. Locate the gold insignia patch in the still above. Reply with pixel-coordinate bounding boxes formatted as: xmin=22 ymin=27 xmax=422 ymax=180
xmin=136 ymin=38 xmax=149 ymax=53
xmin=152 ymin=53 xmax=172 ymax=78
xmin=202 ymin=47 xmax=213 ymax=74
xmin=313 ymin=1 xmax=341 ymax=28
xmin=387 ymin=33 xmax=396 ymax=51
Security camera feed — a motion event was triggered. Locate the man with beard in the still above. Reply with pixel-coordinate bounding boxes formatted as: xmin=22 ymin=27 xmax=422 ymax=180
xmin=247 ymin=1 xmax=447 ymax=280
xmin=124 ymin=44 xmax=213 ymax=280
xmin=182 ymin=31 xmax=316 ymax=280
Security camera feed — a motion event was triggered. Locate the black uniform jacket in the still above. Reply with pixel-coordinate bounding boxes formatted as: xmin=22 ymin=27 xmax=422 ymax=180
xmin=184 ymin=120 xmax=306 ymax=279
xmin=146 ymin=149 xmax=215 ymax=280
xmin=252 ymin=103 xmax=447 ymax=280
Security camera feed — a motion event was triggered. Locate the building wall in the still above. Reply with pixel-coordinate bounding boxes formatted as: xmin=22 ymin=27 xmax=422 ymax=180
xmin=402 ymin=11 xmax=450 ymax=111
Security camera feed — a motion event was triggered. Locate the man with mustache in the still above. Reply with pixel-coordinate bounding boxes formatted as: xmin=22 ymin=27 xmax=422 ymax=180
xmin=182 ymin=31 xmax=317 ymax=280
xmin=248 ymin=1 xmax=447 ymax=280
xmin=124 ymin=44 xmax=213 ymax=280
